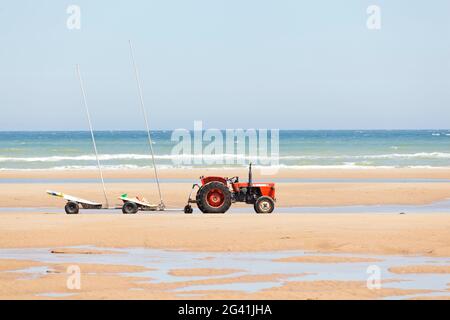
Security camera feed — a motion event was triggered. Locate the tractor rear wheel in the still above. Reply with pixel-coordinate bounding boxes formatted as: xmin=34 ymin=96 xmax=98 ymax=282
xmin=254 ymin=196 xmax=275 ymax=214
xmin=196 ymin=182 xmax=232 ymax=213
xmin=65 ymin=201 xmax=79 ymax=214
xmin=122 ymin=202 xmax=138 ymax=214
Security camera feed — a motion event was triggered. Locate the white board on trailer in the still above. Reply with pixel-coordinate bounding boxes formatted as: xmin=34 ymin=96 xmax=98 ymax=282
xmin=119 ymin=194 xmax=158 ymax=208
xmin=46 ymin=190 xmax=102 ymax=206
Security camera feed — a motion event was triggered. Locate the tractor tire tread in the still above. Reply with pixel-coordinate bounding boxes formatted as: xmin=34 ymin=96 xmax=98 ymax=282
xmin=196 ymin=182 xmax=232 ymax=214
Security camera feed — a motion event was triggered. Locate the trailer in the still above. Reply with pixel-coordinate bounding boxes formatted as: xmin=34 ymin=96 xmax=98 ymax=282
xmin=48 ymin=44 xmax=170 ymax=214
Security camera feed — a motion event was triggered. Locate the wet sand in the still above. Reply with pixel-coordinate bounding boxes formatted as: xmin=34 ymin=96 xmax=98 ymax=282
xmin=1 ymin=212 xmax=450 ymax=256
xmin=1 ymin=167 xmax=450 ymax=299
xmin=389 ymin=265 xmax=450 ymax=274
xmin=273 ymin=256 xmax=382 ymax=263
xmin=0 ymin=257 xmax=436 ymax=300
xmin=168 ymin=268 xmax=243 ymax=277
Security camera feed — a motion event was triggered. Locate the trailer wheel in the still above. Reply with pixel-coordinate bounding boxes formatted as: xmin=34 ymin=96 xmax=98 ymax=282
xmin=65 ymin=201 xmax=79 ymax=214
xmin=254 ymin=196 xmax=275 ymax=214
xmin=196 ymin=182 xmax=232 ymax=213
xmin=122 ymin=202 xmax=138 ymax=214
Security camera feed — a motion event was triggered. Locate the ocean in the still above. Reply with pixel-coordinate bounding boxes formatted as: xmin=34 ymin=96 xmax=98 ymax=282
xmin=0 ymin=130 xmax=449 ymax=170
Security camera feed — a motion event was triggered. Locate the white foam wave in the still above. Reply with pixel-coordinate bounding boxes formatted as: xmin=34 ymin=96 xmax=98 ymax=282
xmin=277 ymin=152 xmax=450 ymax=160
xmin=2 ymin=164 xmax=450 ymax=171
xmin=1 ymin=152 xmax=450 ymax=163
xmin=0 ymin=154 xmax=152 ymax=162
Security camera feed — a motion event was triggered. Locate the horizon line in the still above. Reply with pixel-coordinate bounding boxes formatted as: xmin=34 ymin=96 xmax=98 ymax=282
xmin=0 ymin=128 xmax=450 ymax=132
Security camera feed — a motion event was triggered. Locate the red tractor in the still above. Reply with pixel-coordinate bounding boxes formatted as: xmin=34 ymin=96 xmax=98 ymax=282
xmin=184 ymin=163 xmax=276 ymax=214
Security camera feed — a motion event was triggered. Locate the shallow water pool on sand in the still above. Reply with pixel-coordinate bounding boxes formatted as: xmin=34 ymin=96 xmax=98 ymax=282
xmin=0 ymin=246 xmax=449 ymax=299
xmin=36 ymin=292 xmax=77 ymax=298
xmin=1 ymin=197 xmax=450 ymax=214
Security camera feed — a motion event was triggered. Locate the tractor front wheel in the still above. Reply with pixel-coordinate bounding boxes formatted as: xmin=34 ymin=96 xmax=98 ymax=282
xmin=254 ymin=196 xmax=275 ymax=214
xmin=196 ymin=182 xmax=232 ymax=213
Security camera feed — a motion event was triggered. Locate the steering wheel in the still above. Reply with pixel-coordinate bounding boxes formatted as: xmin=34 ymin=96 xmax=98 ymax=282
xmin=227 ymin=176 xmax=239 ymax=183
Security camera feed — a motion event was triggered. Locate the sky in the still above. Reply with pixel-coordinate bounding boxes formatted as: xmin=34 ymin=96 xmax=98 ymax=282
xmin=0 ymin=0 xmax=449 ymax=130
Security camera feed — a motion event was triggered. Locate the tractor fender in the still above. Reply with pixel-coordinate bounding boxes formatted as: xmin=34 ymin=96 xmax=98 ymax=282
xmin=200 ymin=176 xmax=228 ymax=186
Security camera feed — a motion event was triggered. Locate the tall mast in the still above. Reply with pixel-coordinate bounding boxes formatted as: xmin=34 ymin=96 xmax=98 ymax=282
xmin=76 ymin=64 xmax=109 ymax=208
xmin=128 ymin=40 xmax=164 ymax=209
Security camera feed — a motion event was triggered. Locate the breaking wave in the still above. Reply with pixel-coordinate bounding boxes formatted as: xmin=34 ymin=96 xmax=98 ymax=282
xmin=1 ymin=152 xmax=450 ymax=163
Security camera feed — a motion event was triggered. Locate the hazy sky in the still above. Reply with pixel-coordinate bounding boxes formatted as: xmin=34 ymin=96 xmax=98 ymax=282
xmin=0 ymin=0 xmax=449 ymax=130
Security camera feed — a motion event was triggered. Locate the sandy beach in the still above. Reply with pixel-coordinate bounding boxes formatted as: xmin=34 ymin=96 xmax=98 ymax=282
xmin=1 ymin=168 xmax=450 ymax=299
xmin=2 ymin=167 xmax=450 ymax=208
xmin=1 ymin=211 xmax=450 ymax=255
xmin=3 ymin=0 xmax=450 ymax=303
xmin=3 ymin=167 xmax=450 ymax=180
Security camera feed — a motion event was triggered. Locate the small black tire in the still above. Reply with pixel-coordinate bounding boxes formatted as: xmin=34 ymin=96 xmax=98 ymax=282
xmin=254 ymin=196 xmax=275 ymax=214
xmin=122 ymin=202 xmax=138 ymax=214
xmin=65 ymin=201 xmax=79 ymax=214
xmin=184 ymin=205 xmax=193 ymax=214
xmin=196 ymin=182 xmax=232 ymax=214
